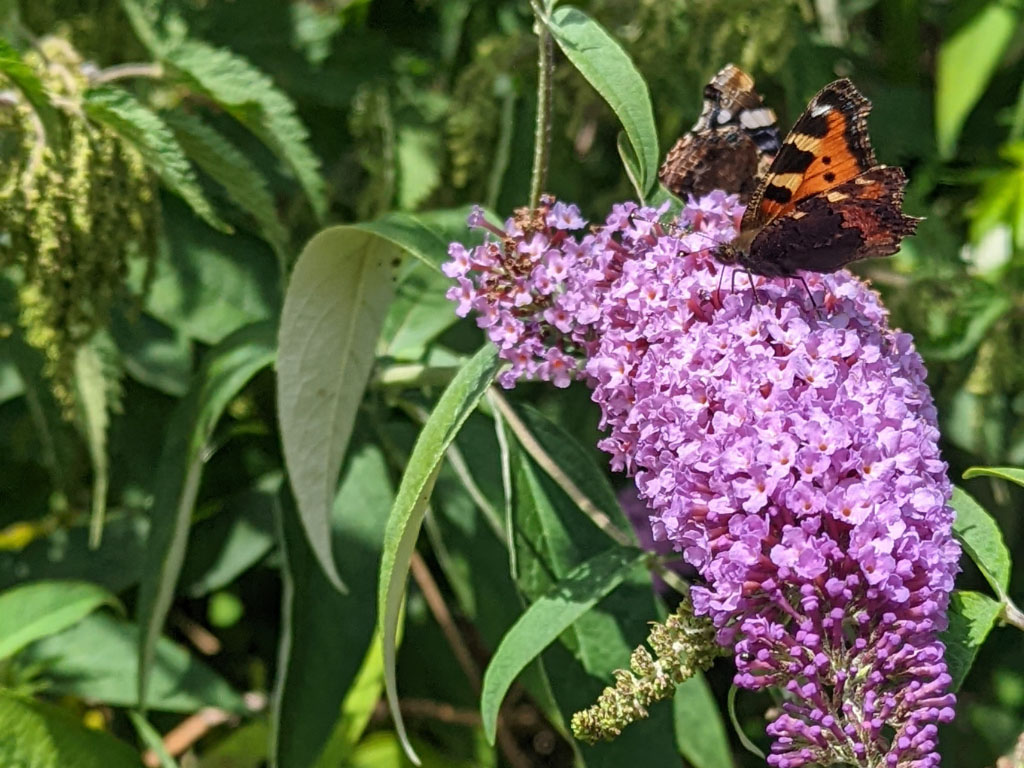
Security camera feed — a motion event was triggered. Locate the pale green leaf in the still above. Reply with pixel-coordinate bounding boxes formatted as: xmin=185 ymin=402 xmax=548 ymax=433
xmin=277 ymin=227 xmax=395 ymax=594
xmin=136 ymin=322 xmax=276 ymax=711
xmin=951 ymin=486 xmax=1012 ymax=596
xmin=942 ymin=589 xmax=1002 ymax=690
xmin=84 ymin=86 xmax=229 ymax=232
xmin=164 ymin=40 xmax=327 ymax=221
xmin=378 ymin=345 xmax=500 ymax=765
xmin=0 ymin=580 xmax=118 ymax=660
xmin=546 ymin=6 xmax=658 ymax=195
xmin=0 ymin=690 xmax=144 ymax=768
xmin=73 ymin=343 xmax=111 ymax=548
xmin=479 ymin=546 xmax=645 ymax=745
xmin=963 ymin=465 xmax=1024 ymax=488
xmin=165 ymin=110 xmax=289 ymax=258
xmin=935 ymin=1 xmax=1021 ymax=157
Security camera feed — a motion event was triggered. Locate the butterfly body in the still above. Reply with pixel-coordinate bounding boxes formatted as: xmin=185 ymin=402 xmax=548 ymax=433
xmin=659 ymin=64 xmax=781 ymax=202
xmin=716 ymin=78 xmax=920 ymax=277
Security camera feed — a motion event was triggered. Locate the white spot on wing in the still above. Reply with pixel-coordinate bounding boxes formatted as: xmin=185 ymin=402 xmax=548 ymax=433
xmin=811 ymin=103 xmax=832 ymax=117
xmin=740 ymin=108 xmax=775 ymax=129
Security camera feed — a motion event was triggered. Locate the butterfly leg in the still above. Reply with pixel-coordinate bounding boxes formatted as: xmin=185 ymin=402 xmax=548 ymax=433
xmin=796 ymin=274 xmax=821 ymax=316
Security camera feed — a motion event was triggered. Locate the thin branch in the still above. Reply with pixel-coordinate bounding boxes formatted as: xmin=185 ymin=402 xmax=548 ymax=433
xmin=89 ymin=62 xmax=164 ymax=85
xmin=489 ymin=388 xmax=634 ymax=548
xmin=408 ymin=550 xmax=534 ymax=768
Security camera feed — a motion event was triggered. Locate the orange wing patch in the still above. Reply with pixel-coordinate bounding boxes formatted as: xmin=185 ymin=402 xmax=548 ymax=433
xmin=744 ymin=79 xmax=875 ymax=228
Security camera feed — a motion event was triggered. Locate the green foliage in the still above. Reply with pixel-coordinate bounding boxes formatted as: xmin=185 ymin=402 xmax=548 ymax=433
xmin=1 ymin=1 xmax=1023 ymax=767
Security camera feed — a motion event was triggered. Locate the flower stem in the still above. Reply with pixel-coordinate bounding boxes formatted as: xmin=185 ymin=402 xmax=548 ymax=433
xmin=529 ymin=1 xmax=554 ymax=209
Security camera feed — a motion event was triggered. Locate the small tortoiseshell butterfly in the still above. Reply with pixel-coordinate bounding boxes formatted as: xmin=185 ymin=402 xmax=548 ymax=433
xmin=659 ymin=64 xmax=781 ymax=203
xmin=718 ymin=78 xmax=920 ymax=277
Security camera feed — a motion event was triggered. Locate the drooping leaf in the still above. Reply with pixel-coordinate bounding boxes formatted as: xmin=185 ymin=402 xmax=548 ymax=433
xmin=111 ymin=309 xmax=193 ymax=397
xmin=164 ymin=110 xmax=289 ymax=259
xmin=963 ymin=465 xmax=1024 ymax=488
xmin=378 ymin=344 xmax=500 ymax=764
xmin=480 ymin=546 xmax=645 ymax=744
xmin=277 ymin=226 xmax=394 ymax=593
xmin=942 ymin=589 xmax=1003 ymax=690
xmin=136 ymin=322 xmax=276 ymax=711
xmin=273 ymin=439 xmax=393 ymax=768
xmin=935 ymin=1 xmax=1021 ymax=157
xmin=0 ymin=689 xmax=144 ymax=768
xmin=22 ymin=612 xmax=245 ymax=713
xmin=0 ymin=580 xmax=118 ymax=660
xmin=951 ymin=486 xmax=1012 ymax=596
xmin=0 ymin=36 xmax=63 ymax=144
xmin=546 ymin=6 xmax=659 ymax=196
xmin=83 ymin=86 xmax=229 ymax=232
xmin=163 ymin=39 xmax=327 ymax=222
xmin=674 ymin=674 xmax=735 ymax=768
xmin=73 ymin=343 xmax=111 ymax=547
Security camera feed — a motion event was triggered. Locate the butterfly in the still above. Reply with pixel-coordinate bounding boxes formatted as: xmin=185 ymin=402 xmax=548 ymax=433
xmin=659 ymin=64 xmax=781 ymax=203
xmin=717 ymin=78 xmax=920 ymax=277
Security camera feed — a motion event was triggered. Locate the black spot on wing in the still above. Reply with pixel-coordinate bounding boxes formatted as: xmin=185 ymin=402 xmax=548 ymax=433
xmin=769 ymin=146 xmax=816 ymax=174
xmin=762 ymin=184 xmax=793 ymax=204
xmin=797 ymin=113 xmax=829 ymax=138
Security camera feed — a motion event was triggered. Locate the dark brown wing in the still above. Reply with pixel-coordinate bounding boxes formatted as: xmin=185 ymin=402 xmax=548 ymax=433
xmin=744 ymin=79 xmax=875 ymax=229
xmin=741 ymin=166 xmax=919 ymax=277
xmin=659 ymin=64 xmax=780 ymax=201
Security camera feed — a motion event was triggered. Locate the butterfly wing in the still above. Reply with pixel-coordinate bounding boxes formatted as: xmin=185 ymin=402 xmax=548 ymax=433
xmin=744 ymin=166 xmax=920 ymax=276
xmin=744 ymin=79 xmax=875 ymax=229
xmin=659 ymin=64 xmax=780 ymax=201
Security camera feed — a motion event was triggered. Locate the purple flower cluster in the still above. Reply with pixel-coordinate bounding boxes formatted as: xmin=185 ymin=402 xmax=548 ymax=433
xmin=445 ymin=193 xmax=960 ymax=767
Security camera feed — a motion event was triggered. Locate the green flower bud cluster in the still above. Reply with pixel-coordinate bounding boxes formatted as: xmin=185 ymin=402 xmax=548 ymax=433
xmin=571 ymin=596 xmax=723 ymax=744
xmin=0 ymin=37 xmax=158 ymax=413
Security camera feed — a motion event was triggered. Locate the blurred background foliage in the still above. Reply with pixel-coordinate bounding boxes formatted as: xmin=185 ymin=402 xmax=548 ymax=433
xmin=0 ymin=0 xmax=1022 ymax=766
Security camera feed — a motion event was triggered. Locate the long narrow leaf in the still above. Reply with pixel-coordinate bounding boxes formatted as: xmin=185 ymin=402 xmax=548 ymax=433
xmin=545 ymin=6 xmax=659 ymax=196
xmin=480 ymin=546 xmax=645 ymax=744
xmin=0 ymin=580 xmax=118 ymax=660
xmin=136 ymin=322 xmax=276 ymax=711
xmin=963 ymin=465 xmax=1024 ymax=488
xmin=277 ymin=227 xmax=395 ymax=593
xmin=378 ymin=345 xmax=500 ymax=765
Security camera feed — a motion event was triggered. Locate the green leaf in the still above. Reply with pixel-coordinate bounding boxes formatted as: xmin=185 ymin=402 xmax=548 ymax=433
xmin=73 ymin=343 xmax=111 ymax=548
xmin=963 ymin=465 xmax=1024 ymax=488
xmin=0 ymin=580 xmax=118 ymax=660
xmin=396 ymin=125 xmax=442 ymax=211
xmin=360 ymin=207 xmax=486 ymax=271
xmin=0 ymin=515 xmax=148 ymax=593
xmin=673 ymin=674 xmax=735 ymax=768
xmin=128 ymin=711 xmax=179 ymax=768
xmin=942 ymin=589 xmax=1002 ymax=690
xmin=951 ymin=486 xmax=1012 ymax=596
xmin=381 ymin=260 xmax=459 ymax=361
xmin=935 ymin=1 xmax=1021 ymax=157
xmin=378 ymin=344 xmax=500 ymax=765
xmin=0 ymin=689 xmax=144 ymax=768
xmin=84 ymin=86 xmax=229 ymax=232
xmin=277 ymin=226 xmax=395 ymax=594
xmin=196 ymin=719 xmax=268 ymax=768
xmin=136 ymin=322 xmax=276 ymax=711
xmin=546 ymin=6 xmax=658 ymax=195
xmin=164 ymin=40 xmax=327 ymax=222
xmin=728 ymin=685 xmax=765 ymax=760
xmin=179 ymin=477 xmax=278 ymax=597
xmin=21 ymin=612 xmax=245 ymax=713
xmin=111 ymin=310 xmax=193 ymax=397
xmin=164 ymin=110 xmax=289 ymax=258
xmin=273 ymin=439 xmax=393 ymax=768
xmin=0 ymin=37 xmax=63 ymax=145
xmin=480 ymin=546 xmax=645 ymax=744
xmin=141 ymin=197 xmax=280 ymax=345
